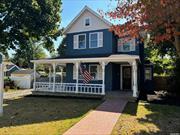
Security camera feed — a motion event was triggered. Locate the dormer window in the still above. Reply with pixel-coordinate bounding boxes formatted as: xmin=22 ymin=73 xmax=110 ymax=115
xmin=84 ymin=17 xmax=90 ymax=26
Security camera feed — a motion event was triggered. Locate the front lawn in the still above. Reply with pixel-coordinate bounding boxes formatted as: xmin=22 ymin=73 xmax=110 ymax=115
xmin=112 ymin=101 xmax=180 ymax=135
xmin=0 ymin=96 xmax=102 ymax=135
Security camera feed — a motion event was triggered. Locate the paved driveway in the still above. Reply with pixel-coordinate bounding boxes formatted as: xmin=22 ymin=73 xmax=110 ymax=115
xmin=4 ymin=89 xmax=32 ymax=99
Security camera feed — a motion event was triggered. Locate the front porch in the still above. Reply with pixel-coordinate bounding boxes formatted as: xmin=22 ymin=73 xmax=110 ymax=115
xmin=31 ymin=55 xmax=139 ymax=98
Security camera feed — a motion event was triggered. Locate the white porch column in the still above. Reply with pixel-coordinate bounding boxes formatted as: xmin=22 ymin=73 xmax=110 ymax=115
xmin=75 ymin=62 xmax=79 ymax=93
xmin=52 ymin=63 xmax=56 ymax=92
xmin=101 ymin=62 xmax=106 ymax=95
xmin=0 ymin=64 xmax=4 ymax=116
xmin=33 ymin=63 xmax=36 ymax=91
xmin=60 ymin=67 xmax=63 ymax=83
xmin=132 ymin=61 xmax=138 ymax=97
xmin=49 ymin=66 xmax=51 ymax=89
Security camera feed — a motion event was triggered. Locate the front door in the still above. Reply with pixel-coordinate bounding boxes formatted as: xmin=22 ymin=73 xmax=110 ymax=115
xmin=122 ymin=66 xmax=132 ymax=90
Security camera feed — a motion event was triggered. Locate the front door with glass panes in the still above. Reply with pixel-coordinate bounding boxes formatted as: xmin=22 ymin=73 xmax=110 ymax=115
xmin=122 ymin=66 xmax=132 ymax=90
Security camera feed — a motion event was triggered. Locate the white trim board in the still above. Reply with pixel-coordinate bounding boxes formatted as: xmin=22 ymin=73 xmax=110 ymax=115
xmin=31 ymin=55 xmax=140 ymax=64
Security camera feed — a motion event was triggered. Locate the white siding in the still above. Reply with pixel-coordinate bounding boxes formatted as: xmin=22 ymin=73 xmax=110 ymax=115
xmin=66 ymin=10 xmax=110 ymax=33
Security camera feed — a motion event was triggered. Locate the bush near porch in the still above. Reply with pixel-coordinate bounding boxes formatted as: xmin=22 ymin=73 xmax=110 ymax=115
xmin=112 ymin=101 xmax=180 ymax=134
xmin=0 ymin=97 xmax=102 ymax=135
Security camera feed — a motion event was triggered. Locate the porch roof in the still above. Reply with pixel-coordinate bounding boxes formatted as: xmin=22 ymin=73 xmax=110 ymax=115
xmin=31 ymin=54 xmax=140 ymax=64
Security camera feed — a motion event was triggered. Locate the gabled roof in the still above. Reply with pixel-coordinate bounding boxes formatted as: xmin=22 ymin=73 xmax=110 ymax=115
xmin=63 ymin=6 xmax=112 ymax=34
xmin=3 ymin=61 xmax=20 ymax=72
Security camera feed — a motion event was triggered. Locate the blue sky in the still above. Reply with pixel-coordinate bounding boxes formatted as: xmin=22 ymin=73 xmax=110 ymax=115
xmin=54 ymin=0 xmax=119 ymax=49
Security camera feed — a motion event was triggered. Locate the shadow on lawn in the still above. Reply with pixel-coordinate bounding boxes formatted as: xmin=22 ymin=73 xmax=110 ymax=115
xmin=0 ymin=96 xmax=102 ymax=128
xmin=121 ymin=101 xmax=180 ymax=135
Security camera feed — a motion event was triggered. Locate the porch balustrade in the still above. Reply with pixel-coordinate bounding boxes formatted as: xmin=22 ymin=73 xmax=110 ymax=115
xmin=34 ymin=82 xmax=104 ymax=95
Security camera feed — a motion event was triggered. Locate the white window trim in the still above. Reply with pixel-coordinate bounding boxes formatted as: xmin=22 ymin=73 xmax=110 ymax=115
xmin=76 ymin=34 xmax=86 ymax=49
xmin=73 ymin=64 xmax=100 ymax=81
xmin=118 ymin=38 xmax=136 ymax=52
xmin=89 ymin=32 xmax=99 ymax=49
xmin=89 ymin=64 xmax=99 ymax=80
xmin=84 ymin=17 xmax=91 ymax=27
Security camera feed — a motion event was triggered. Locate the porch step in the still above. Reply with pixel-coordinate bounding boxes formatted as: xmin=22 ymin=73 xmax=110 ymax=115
xmin=105 ymin=91 xmax=137 ymax=102
xmin=31 ymin=91 xmax=104 ymax=99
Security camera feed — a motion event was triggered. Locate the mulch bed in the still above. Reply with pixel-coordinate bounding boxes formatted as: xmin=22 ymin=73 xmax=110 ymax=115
xmin=147 ymin=91 xmax=180 ymax=106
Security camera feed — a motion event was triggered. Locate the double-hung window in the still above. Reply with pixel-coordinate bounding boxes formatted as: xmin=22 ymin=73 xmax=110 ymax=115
xmin=89 ymin=32 xmax=103 ymax=48
xmin=73 ymin=64 xmax=102 ymax=80
xmin=117 ymin=38 xmax=136 ymax=52
xmin=73 ymin=34 xmax=86 ymax=49
xmin=89 ymin=33 xmax=98 ymax=48
xmin=89 ymin=65 xmax=98 ymax=80
xmin=84 ymin=18 xmax=90 ymax=26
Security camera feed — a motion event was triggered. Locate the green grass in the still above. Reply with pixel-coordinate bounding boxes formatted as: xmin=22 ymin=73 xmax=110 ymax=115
xmin=112 ymin=101 xmax=180 ymax=135
xmin=0 ymin=97 xmax=102 ymax=135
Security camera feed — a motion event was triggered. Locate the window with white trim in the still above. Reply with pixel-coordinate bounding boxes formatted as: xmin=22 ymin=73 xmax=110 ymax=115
xmin=73 ymin=34 xmax=86 ymax=49
xmin=84 ymin=17 xmax=90 ymax=26
xmin=89 ymin=33 xmax=98 ymax=48
xmin=73 ymin=64 xmax=102 ymax=80
xmin=145 ymin=67 xmax=152 ymax=80
xmin=89 ymin=65 xmax=98 ymax=80
xmin=117 ymin=38 xmax=136 ymax=52
xmin=89 ymin=32 xmax=103 ymax=48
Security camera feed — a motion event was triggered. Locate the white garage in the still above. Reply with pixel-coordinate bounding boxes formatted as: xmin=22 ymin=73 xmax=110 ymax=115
xmin=11 ymin=69 xmax=39 ymax=89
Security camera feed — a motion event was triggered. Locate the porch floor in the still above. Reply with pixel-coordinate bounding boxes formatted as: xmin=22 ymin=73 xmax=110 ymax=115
xmin=32 ymin=90 xmax=137 ymax=101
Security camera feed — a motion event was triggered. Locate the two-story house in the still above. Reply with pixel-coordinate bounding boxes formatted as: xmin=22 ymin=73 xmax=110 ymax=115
xmin=31 ymin=6 xmax=153 ymax=99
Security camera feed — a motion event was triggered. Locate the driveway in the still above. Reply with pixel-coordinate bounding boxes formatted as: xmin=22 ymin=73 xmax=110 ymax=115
xmin=4 ymin=89 xmax=32 ymax=99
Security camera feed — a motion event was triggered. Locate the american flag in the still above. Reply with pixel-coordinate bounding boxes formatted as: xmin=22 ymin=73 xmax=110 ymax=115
xmin=79 ymin=64 xmax=93 ymax=84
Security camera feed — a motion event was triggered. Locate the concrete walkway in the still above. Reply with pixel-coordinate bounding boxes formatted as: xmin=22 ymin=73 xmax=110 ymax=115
xmin=4 ymin=89 xmax=32 ymax=99
xmin=64 ymin=99 xmax=127 ymax=135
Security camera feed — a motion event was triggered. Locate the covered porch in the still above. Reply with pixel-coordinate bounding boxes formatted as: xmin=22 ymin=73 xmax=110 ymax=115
xmin=31 ymin=55 xmax=139 ymax=97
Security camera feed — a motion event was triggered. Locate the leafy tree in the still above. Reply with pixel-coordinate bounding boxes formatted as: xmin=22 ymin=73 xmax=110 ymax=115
xmin=0 ymin=0 xmax=62 ymax=55
xmin=57 ymin=36 xmax=66 ymax=57
xmin=145 ymin=40 xmax=176 ymax=75
xmin=106 ymin=0 xmax=180 ymax=57
xmin=11 ymin=42 xmax=47 ymax=68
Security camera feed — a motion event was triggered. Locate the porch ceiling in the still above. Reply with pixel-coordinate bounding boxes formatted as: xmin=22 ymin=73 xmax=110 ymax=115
xmin=31 ymin=54 xmax=140 ymax=64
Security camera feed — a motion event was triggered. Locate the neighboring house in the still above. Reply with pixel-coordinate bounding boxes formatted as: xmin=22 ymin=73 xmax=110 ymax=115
xmin=3 ymin=61 xmax=20 ymax=77
xmin=10 ymin=69 xmax=40 ymax=89
xmin=31 ymin=6 xmax=153 ymax=98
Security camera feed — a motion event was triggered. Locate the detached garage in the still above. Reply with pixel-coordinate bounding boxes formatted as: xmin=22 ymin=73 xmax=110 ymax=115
xmin=11 ymin=69 xmax=39 ymax=89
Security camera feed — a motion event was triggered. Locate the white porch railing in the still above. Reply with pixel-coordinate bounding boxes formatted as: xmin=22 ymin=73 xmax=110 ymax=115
xmin=34 ymin=82 xmax=104 ymax=95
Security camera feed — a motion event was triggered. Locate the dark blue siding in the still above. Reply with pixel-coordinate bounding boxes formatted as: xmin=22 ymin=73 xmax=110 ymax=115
xmin=63 ymin=29 xmax=150 ymax=92
xmin=66 ymin=29 xmax=114 ymax=57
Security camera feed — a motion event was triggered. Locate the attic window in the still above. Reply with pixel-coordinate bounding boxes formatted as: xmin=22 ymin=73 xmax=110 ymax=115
xmin=85 ymin=18 xmax=90 ymax=26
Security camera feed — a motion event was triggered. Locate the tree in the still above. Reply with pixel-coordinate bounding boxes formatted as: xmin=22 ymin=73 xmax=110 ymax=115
xmin=11 ymin=42 xmax=47 ymax=68
xmin=145 ymin=40 xmax=176 ymax=75
xmin=57 ymin=36 xmax=66 ymax=57
xmin=0 ymin=0 xmax=62 ymax=53
xmin=106 ymin=0 xmax=180 ymax=56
